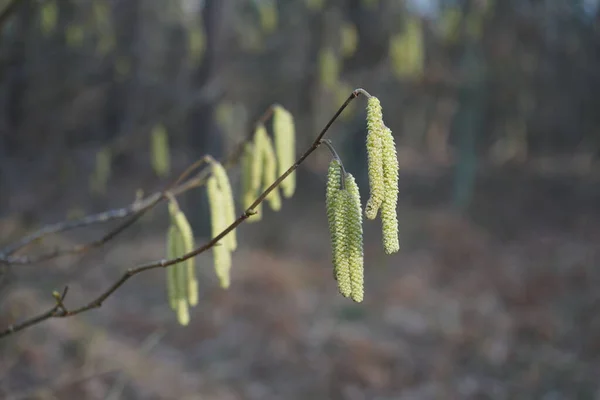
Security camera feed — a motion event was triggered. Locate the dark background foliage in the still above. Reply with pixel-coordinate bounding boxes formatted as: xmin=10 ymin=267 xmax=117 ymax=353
xmin=1 ymin=0 xmax=600 ymax=398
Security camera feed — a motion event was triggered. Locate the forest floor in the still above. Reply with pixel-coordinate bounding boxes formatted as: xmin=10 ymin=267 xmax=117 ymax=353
xmin=1 ymin=164 xmax=600 ymax=400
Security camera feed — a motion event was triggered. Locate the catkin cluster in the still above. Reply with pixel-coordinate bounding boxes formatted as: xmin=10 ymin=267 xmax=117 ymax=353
xmin=241 ymin=105 xmax=296 ymax=221
xmin=207 ymin=161 xmax=238 ymax=288
xmin=326 ymin=160 xmax=364 ymax=302
xmin=365 ymin=96 xmax=400 ymax=254
xmin=165 ymin=200 xmax=197 ymax=326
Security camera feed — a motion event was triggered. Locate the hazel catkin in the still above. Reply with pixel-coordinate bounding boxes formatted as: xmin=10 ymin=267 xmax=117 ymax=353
xmin=272 ymin=105 xmax=296 ymax=198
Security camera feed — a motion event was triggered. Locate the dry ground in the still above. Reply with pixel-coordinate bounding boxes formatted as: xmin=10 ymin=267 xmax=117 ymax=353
xmin=1 ymin=167 xmax=600 ymax=400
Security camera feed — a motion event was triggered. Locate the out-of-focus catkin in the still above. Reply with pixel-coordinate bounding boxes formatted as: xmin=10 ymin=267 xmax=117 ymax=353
xmin=171 ymin=208 xmax=197 ymax=306
xmin=261 ymin=134 xmax=282 ymax=211
xmin=207 ymin=175 xmax=233 ymax=288
xmin=166 ymin=225 xmax=179 ymax=311
xmin=211 ymin=161 xmax=237 ymax=251
xmin=272 ymin=105 xmax=296 ymax=198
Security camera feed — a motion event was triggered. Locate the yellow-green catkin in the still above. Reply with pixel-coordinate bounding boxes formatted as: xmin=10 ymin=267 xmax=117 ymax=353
xmin=172 ymin=208 xmax=198 ymax=307
xmin=262 ymin=134 xmax=282 ymax=212
xmin=40 ymin=0 xmax=58 ymax=35
xmin=326 ymin=160 xmax=342 ymax=237
xmin=247 ymin=125 xmax=268 ymax=221
xmin=381 ymin=126 xmax=399 ymax=254
xmin=165 ymin=218 xmax=190 ymax=326
xmin=207 ymin=176 xmax=232 ymax=288
xmin=332 ymin=189 xmax=352 ymax=298
xmin=340 ymin=22 xmax=358 ymax=58
xmin=151 ymin=124 xmax=170 ymax=178
xmin=365 ymin=96 xmax=385 ymax=219
xmin=272 ymin=105 xmax=296 ymax=198
xmin=241 ymin=143 xmax=258 ymax=211
xmin=166 ymin=225 xmax=179 ymax=311
xmin=343 ymin=174 xmax=364 ymax=302
xmin=325 ymin=160 xmax=350 ymax=297
xmin=211 ymin=161 xmax=237 ymax=251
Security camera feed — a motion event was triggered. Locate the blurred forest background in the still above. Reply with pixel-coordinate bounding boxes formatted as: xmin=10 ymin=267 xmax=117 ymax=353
xmin=1 ymin=0 xmax=600 ymax=398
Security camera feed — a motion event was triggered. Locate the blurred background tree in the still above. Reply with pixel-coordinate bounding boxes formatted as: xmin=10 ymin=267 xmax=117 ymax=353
xmin=1 ymin=0 xmax=600 ymax=398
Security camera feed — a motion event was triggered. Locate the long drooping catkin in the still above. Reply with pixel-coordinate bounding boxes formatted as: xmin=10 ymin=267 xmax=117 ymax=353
xmin=241 ymin=143 xmax=255 ymax=208
xmin=261 ymin=134 xmax=282 ymax=211
xmin=151 ymin=124 xmax=170 ymax=178
xmin=272 ymin=104 xmax=296 ymax=198
xmin=165 ymin=225 xmax=179 ymax=311
xmin=365 ymin=96 xmax=385 ymax=219
xmin=207 ymin=175 xmax=232 ymax=288
xmin=363 ymin=96 xmax=400 ymax=254
xmin=381 ymin=126 xmax=399 ymax=254
xmin=343 ymin=174 xmax=364 ymax=302
xmin=169 ymin=201 xmax=198 ymax=307
xmin=326 ymin=160 xmax=342 ymax=279
xmin=211 ymin=161 xmax=237 ymax=251
xmin=332 ymin=189 xmax=352 ymax=298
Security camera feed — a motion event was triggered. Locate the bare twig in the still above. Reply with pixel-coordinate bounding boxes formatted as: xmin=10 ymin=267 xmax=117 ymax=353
xmin=0 ymin=170 xmax=207 ymax=265
xmin=0 ymin=89 xmax=367 ymax=339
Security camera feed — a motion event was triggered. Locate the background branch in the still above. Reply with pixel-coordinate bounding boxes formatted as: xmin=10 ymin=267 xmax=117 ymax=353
xmin=0 ymin=89 xmax=365 ymax=339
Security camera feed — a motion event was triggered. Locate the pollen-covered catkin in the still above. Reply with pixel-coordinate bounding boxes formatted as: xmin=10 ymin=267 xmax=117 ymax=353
xmin=272 ymin=105 xmax=296 ymax=198
xmin=365 ymin=128 xmax=384 ymax=219
xmin=333 ymin=189 xmax=352 ymax=298
xmin=207 ymin=175 xmax=233 ymax=288
xmin=261 ymin=134 xmax=282 ymax=211
xmin=211 ymin=161 xmax=237 ymax=251
xmin=343 ymin=174 xmax=364 ymax=302
xmin=381 ymin=126 xmax=399 ymax=254
xmin=326 ymin=159 xmax=342 ymax=279
xmin=365 ymin=96 xmax=386 ymax=219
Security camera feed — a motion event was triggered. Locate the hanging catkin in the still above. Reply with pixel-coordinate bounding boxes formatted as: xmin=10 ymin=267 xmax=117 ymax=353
xmin=364 ymin=96 xmax=400 ymax=254
xmin=248 ymin=125 xmax=270 ymax=221
xmin=261 ymin=134 xmax=282 ymax=211
xmin=211 ymin=161 xmax=237 ymax=251
xmin=365 ymin=96 xmax=385 ymax=219
xmin=326 ymin=159 xmax=342 ymax=280
xmin=165 ymin=225 xmax=179 ymax=311
xmin=151 ymin=124 xmax=170 ymax=178
xmin=272 ymin=105 xmax=296 ymax=198
xmin=343 ymin=173 xmax=364 ymax=302
xmin=207 ymin=175 xmax=232 ymax=288
xmin=381 ymin=126 xmax=399 ymax=254
xmin=169 ymin=201 xmax=198 ymax=306
xmin=241 ymin=143 xmax=256 ymax=210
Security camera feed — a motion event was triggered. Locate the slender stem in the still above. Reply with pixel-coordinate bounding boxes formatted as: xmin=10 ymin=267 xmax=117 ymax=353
xmin=0 ymin=89 xmax=365 ymax=339
xmin=321 ymin=139 xmax=347 ymax=190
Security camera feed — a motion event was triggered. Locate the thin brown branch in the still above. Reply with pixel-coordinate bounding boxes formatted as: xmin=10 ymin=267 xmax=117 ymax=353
xmin=0 ymin=89 xmax=366 ymax=339
xmin=0 ymin=172 xmax=207 ymax=265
